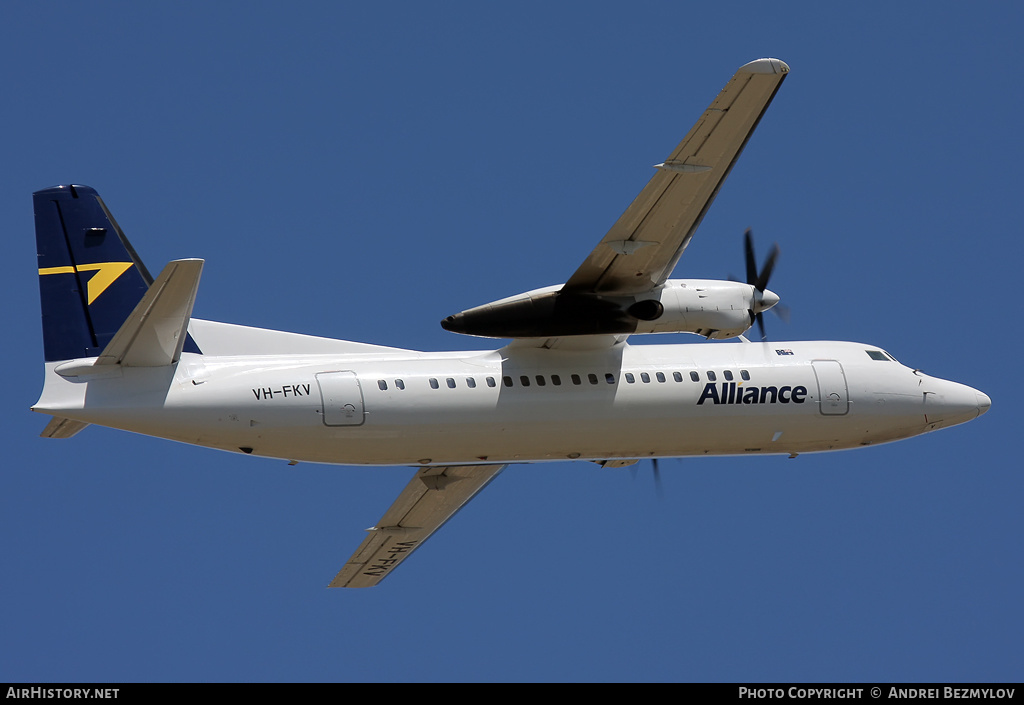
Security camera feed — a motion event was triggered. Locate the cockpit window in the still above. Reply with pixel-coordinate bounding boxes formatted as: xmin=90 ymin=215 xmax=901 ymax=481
xmin=866 ymin=350 xmax=890 ymax=361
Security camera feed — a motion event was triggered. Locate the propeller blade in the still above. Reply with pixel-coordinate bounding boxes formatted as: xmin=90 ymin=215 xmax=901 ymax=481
xmin=772 ymin=302 xmax=791 ymax=324
xmin=744 ymin=229 xmax=757 ymax=285
xmin=754 ymin=243 xmax=780 ymax=293
xmin=652 ymin=458 xmax=664 ymax=499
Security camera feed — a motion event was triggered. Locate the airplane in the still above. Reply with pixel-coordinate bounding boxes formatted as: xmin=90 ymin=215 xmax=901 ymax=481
xmin=31 ymin=58 xmax=990 ymax=588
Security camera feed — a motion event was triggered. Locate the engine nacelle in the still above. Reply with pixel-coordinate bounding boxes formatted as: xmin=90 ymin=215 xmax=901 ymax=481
xmin=441 ymin=279 xmax=777 ymax=340
xmin=633 ymin=280 xmax=759 ymax=338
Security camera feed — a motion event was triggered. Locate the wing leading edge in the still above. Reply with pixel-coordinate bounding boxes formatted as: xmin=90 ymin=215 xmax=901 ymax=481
xmin=330 ymin=464 xmax=506 ymax=588
xmin=563 ymin=57 xmax=789 ymax=296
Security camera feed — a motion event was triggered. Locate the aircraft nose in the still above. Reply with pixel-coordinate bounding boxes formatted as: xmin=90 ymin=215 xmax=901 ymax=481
xmin=976 ymin=390 xmax=992 ymax=416
xmin=924 ymin=380 xmax=990 ymax=428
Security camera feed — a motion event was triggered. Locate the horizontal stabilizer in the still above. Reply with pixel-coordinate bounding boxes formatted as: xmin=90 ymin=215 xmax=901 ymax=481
xmin=96 ymin=259 xmax=204 ymax=367
xmin=39 ymin=416 xmax=90 ymax=439
xmin=331 ymin=464 xmax=505 ymax=588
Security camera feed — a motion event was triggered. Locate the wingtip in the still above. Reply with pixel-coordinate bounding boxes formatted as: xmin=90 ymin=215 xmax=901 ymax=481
xmin=739 ymin=58 xmax=790 ymax=75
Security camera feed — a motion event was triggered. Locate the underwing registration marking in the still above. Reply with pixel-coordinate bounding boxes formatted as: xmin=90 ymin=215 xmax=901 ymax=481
xmin=252 ymin=383 xmax=312 ymax=400
xmin=363 ymin=540 xmax=419 ymax=579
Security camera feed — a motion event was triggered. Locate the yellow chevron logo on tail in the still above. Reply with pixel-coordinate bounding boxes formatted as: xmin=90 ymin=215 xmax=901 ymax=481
xmin=38 ymin=262 xmax=134 ymax=304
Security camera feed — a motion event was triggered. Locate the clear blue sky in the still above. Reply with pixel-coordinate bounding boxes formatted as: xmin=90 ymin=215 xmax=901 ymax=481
xmin=3 ymin=2 xmax=1021 ymax=682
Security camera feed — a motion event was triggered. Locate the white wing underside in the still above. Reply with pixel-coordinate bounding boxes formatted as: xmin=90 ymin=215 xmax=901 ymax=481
xmin=331 ymin=465 xmax=506 ymax=588
xmin=564 ymin=58 xmax=789 ymax=296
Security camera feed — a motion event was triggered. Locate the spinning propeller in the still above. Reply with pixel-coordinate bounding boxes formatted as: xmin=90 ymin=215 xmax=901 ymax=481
xmin=631 ymin=457 xmax=666 ymax=499
xmin=738 ymin=228 xmax=787 ymax=340
xmin=651 ymin=458 xmax=664 ymax=499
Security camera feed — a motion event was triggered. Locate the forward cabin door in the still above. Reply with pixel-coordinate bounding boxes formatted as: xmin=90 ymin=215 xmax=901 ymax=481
xmin=316 ymin=371 xmax=365 ymax=426
xmin=811 ymin=360 xmax=849 ymax=416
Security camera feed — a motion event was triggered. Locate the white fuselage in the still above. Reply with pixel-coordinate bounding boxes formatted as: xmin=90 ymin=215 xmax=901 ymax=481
xmin=34 ymin=339 xmax=989 ymax=467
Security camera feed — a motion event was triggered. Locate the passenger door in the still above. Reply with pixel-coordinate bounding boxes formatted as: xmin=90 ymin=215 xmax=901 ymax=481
xmin=811 ymin=360 xmax=849 ymax=416
xmin=316 ymin=371 xmax=365 ymax=426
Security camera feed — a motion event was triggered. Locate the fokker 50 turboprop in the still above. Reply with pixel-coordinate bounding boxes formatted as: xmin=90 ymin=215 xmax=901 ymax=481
xmin=32 ymin=58 xmax=989 ymax=587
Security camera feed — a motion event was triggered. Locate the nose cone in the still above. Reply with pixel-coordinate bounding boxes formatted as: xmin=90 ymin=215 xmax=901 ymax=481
xmin=756 ymin=289 xmax=780 ymax=313
xmin=924 ymin=380 xmax=991 ymax=428
xmin=976 ymin=390 xmax=992 ymax=416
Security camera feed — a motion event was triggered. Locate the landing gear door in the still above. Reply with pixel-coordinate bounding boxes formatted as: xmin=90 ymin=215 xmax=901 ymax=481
xmin=812 ymin=360 xmax=849 ymax=416
xmin=316 ymin=371 xmax=365 ymax=426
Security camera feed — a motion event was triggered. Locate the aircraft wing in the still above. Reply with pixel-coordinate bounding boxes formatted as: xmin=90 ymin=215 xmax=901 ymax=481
xmin=563 ymin=58 xmax=789 ymax=296
xmin=330 ymin=464 xmax=506 ymax=588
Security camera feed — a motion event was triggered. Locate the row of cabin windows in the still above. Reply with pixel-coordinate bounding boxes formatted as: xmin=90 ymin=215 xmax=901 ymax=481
xmin=625 ymin=369 xmax=751 ymax=384
xmin=376 ymin=369 xmax=753 ymax=391
xmin=503 ymin=372 xmax=616 ymax=388
xmin=377 ymin=377 xmax=499 ymax=391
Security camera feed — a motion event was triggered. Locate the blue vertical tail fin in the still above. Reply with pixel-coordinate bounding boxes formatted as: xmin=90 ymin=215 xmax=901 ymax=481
xmin=34 ymin=184 xmax=200 ymax=362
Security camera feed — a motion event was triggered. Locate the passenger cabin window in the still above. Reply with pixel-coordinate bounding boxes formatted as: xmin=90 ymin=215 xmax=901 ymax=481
xmin=707 ymin=371 xmax=717 ymax=381
xmin=724 ymin=370 xmax=734 ymax=381
xmin=535 ymin=375 xmax=546 ymax=386
xmin=605 ymin=373 xmax=615 ymax=384
xmin=503 ymin=376 xmax=513 ymax=388
xmin=740 ymin=370 xmax=750 ymax=381
xmin=395 ymin=379 xmax=406 ymax=390
xmin=466 ymin=377 xmax=476 ymax=388
xmin=625 ymin=373 xmax=635 ymax=384
xmin=571 ymin=374 xmax=582 ymax=385
xmin=446 ymin=378 xmax=456 ymax=389
xmin=486 ymin=377 xmax=496 ymax=387
xmin=588 ymin=374 xmax=599 ymax=385
xmin=551 ymin=375 xmax=561 ymax=386
xmin=673 ymin=372 xmax=683 ymax=383
xmin=520 ymin=375 xmax=531 ymax=387
xmin=429 ymin=378 xmax=439 ymax=389
xmin=689 ymin=371 xmax=699 ymax=382
xmin=377 ymin=380 xmax=387 ymax=391
xmin=640 ymin=372 xmax=650 ymax=383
